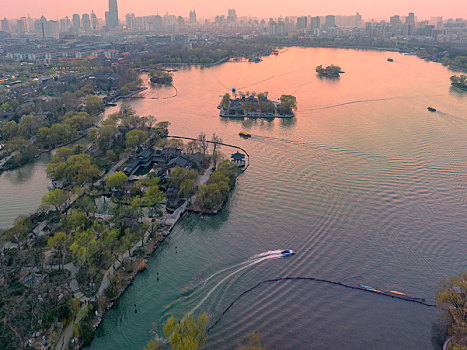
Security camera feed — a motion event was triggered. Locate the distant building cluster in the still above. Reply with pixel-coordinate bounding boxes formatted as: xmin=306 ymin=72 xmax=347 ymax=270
xmin=0 ymin=0 xmax=465 ymax=63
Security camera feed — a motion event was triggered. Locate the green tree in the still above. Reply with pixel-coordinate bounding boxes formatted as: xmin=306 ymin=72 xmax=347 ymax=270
xmin=279 ymin=95 xmax=297 ymax=115
xmin=179 ymin=179 xmax=196 ymax=199
xmin=42 ymin=189 xmax=69 ymax=212
xmin=168 ymin=167 xmax=198 ymax=189
xmin=144 ymin=178 xmax=165 ymax=216
xmin=126 ymin=129 xmax=148 ymax=149
xmin=105 ymin=171 xmax=128 ymax=191
xmin=437 ymin=272 xmax=467 ymax=347
xmin=450 ymin=75 xmax=467 ymax=90
xmin=48 ymin=232 xmax=68 ymax=269
xmin=163 ymin=313 xmax=208 ymax=350
xmin=63 ymin=112 xmax=93 ymax=130
xmin=221 ymin=93 xmax=231 ymax=109
xmin=85 ymin=95 xmax=104 ymax=115
xmin=2 ymin=216 xmax=31 ymax=250
xmin=1 ymin=121 xmax=18 ymax=141
xmin=144 ymin=339 xmax=161 ymax=350
xmin=47 ymin=153 xmax=100 ymax=185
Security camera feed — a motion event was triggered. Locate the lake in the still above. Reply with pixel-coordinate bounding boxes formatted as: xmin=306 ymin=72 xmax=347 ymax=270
xmin=2 ymin=46 xmax=466 ymax=349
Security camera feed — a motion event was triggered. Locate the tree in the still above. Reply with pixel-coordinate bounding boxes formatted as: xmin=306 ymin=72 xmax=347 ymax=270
xmin=105 ymin=171 xmax=128 ymax=191
xmin=144 ymin=339 xmax=161 ymax=350
xmin=279 ymin=95 xmax=297 ymax=115
xmin=197 ymin=133 xmax=208 ymax=162
xmin=1 ymin=121 xmax=18 ymax=141
xmin=437 ymin=272 xmax=467 ymax=347
xmin=221 ymin=93 xmax=231 ymax=109
xmin=149 ymin=70 xmax=173 ymax=84
xmin=179 ymin=179 xmax=196 ymax=199
xmin=63 ymin=112 xmax=93 ymax=131
xmin=168 ymin=167 xmax=198 ymax=189
xmin=126 ymin=129 xmax=148 ymax=149
xmin=2 ymin=216 xmax=31 ymax=250
xmin=60 ymin=210 xmax=89 ymax=235
xmin=85 ymin=95 xmax=104 ymax=115
xmin=185 ymin=140 xmax=200 ymax=155
xmin=163 ymin=313 xmax=208 ymax=350
xmin=144 ymin=178 xmax=165 ymax=216
xmin=47 ymin=152 xmax=100 ymax=185
xmin=195 ymin=184 xmax=223 ymax=209
xmin=42 ymin=189 xmax=69 ymax=212
xmin=48 ymin=232 xmax=68 ymax=270
xmin=450 ymin=74 xmax=467 ymax=90
xmin=211 ymin=133 xmax=222 ymax=165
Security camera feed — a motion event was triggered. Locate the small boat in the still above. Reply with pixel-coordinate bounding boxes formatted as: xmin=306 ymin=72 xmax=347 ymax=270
xmin=358 ymin=284 xmax=381 ymax=293
xmin=239 ymin=131 xmax=251 ymax=138
xmin=427 ymin=106 xmax=437 ymax=112
xmin=388 ymin=290 xmax=407 ymax=296
xmin=387 ymin=58 xmax=394 ymax=62
xmin=281 ymin=250 xmax=295 ymax=256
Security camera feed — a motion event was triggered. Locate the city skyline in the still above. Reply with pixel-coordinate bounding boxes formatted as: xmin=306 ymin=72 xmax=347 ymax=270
xmin=1 ymin=0 xmax=466 ymax=21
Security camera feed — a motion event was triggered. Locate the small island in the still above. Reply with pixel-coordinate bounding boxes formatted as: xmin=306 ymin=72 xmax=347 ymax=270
xmin=149 ymin=70 xmax=173 ymax=85
xmin=316 ymin=64 xmax=343 ymax=78
xmin=450 ymin=74 xmax=467 ymax=91
xmin=219 ymin=92 xmax=297 ymax=118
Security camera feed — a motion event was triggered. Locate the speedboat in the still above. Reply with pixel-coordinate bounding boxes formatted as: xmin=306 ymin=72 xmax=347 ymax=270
xmin=427 ymin=106 xmax=437 ymax=112
xmin=281 ymin=249 xmax=295 ymax=256
xmin=239 ymin=131 xmax=251 ymax=138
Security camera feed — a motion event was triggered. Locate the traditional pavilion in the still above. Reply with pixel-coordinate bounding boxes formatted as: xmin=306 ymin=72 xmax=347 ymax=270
xmin=231 ymin=151 xmax=246 ymax=167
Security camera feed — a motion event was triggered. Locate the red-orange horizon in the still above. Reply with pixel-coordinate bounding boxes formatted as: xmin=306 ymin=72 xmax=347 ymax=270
xmin=0 ymin=0 xmax=465 ymax=20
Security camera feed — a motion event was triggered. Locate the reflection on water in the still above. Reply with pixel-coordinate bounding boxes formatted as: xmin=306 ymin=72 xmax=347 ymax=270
xmin=28 ymin=47 xmax=467 ymax=349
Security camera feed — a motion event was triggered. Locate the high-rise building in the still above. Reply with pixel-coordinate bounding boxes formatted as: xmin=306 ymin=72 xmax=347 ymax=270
xmin=91 ymin=11 xmax=98 ymax=30
xmin=1 ymin=18 xmax=9 ymax=32
xmin=72 ymin=14 xmax=81 ymax=33
xmin=82 ymin=13 xmax=91 ymax=31
xmin=355 ymin=12 xmax=362 ymax=27
xmin=59 ymin=17 xmax=71 ymax=32
xmin=16 ymin=17 xmax=28 ymax=34
xmin=107 ymin=0 xmax=119 ymax=28
xmin=406 ymin=12 xmax=415 ymax=25
xmin=35 ymin=16 xmax=59 ymax=39
xmin=189 ymin=9 xmax=197 ymax=24
xmin=390 ymin=15 xmax=401 ymax=26
xmin=325 ymin=15 xmax=336 ymax=27
xmin=296 ymin=16 xmax=307 ymax=30
xmin=227 ymin=9 xmax=237 ymax=24
xmin=310 ymin=16 xmax=320 ymax=29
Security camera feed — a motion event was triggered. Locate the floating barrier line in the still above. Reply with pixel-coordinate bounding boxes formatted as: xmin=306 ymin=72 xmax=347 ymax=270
xmin=207 ymin=276 xmax=435 ymax=333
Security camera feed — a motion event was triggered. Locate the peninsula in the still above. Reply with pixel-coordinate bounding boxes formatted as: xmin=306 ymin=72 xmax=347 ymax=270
xmin=219 ymin=92 xmax=297 ymax=118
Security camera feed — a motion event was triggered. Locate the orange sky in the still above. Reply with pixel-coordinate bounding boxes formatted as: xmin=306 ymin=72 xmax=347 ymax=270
xmin=0 ymin=0 xmax=466 ymax=20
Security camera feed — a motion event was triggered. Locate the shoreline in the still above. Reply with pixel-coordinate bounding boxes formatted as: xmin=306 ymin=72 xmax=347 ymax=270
xmin=64 ymin=137 xmax=248 ymax=348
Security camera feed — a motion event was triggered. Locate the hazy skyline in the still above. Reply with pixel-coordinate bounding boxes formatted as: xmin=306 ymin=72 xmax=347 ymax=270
xmin=1 ymin=0 xmax=466 ymax=20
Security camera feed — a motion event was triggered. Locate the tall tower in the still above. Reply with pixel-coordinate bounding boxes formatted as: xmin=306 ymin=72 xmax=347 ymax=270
xmin=108 ymin=0 xmax=119 ymax=28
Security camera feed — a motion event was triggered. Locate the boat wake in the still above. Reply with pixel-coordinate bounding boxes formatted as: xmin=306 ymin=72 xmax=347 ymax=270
xmin=189 ymin=250 xmax=294 ymax=313
xmin=163 ymin=250 xmax=294 ymax=317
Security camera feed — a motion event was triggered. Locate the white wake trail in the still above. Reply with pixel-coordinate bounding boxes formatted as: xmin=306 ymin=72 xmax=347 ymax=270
xmin=190 ymin=253 xmax=283 ymax=314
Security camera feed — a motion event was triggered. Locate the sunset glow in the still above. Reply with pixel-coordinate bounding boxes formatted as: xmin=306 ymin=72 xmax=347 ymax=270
xmin=1 ymin=0 xmax=466 ymax=20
